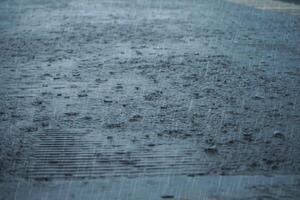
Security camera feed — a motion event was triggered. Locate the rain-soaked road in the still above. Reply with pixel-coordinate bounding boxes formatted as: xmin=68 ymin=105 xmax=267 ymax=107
xmin=0 ymin=0 xmax=300 ymax=199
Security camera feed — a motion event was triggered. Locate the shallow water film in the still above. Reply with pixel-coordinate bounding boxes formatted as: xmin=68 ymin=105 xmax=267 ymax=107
xmin=0 ymin=0 xmax=300 ymax=199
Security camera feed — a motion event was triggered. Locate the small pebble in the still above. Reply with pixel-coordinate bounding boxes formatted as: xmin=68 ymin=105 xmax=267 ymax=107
xmin=204 ymin=145 xmax=217 ymax=153
xmin=273 ymin=130 xmax=285 ymax=139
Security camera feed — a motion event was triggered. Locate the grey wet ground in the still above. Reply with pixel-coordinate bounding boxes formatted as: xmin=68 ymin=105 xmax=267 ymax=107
xmin=0 ymin=0 xmax=300 ymax=199
xmin=1 ymin=175 xmax=300 ymax=200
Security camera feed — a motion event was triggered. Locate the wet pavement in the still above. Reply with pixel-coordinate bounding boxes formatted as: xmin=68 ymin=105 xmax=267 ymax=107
xmin=1 ymin=175 xmax=300 ymax=200
xmin=0 ymin=0 xmax=300 ymax=199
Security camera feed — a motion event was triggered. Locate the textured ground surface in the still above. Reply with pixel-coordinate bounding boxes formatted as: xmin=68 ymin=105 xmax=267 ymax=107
xmin=0 ymin=0 xmax=300 ymax=199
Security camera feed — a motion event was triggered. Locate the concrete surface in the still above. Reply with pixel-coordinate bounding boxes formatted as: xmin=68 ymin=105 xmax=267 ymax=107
xmin=0 ymin=0 xmax=299 ymax=199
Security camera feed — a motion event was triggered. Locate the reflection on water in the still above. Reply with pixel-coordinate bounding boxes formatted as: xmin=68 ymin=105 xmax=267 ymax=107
xmin=279 ymin=0 xmax=300 ymax=4
xmin=228 ymin=0 xmax=300 ymax=15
